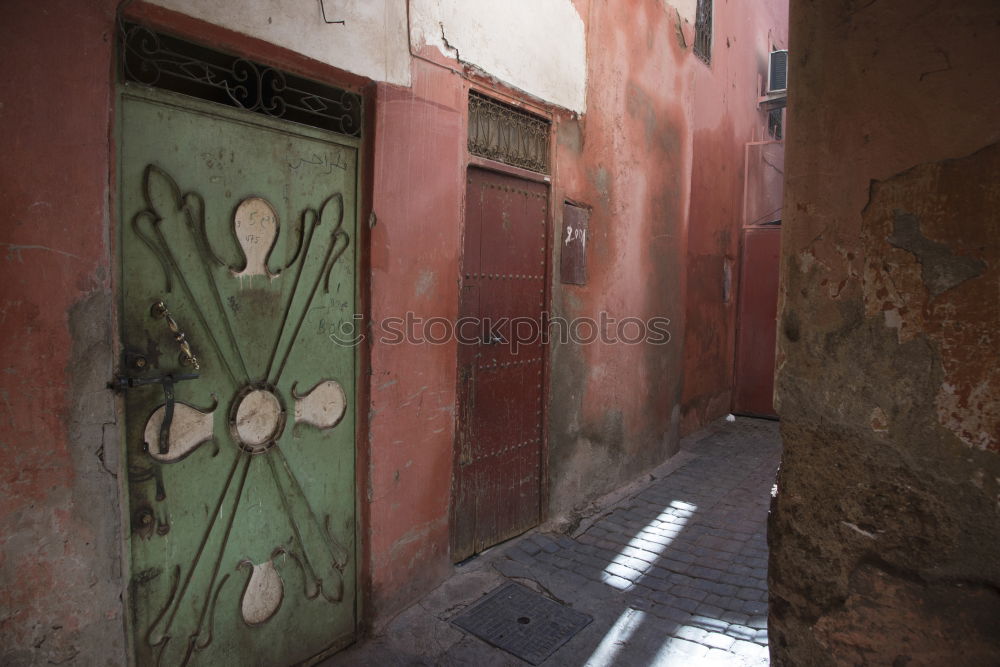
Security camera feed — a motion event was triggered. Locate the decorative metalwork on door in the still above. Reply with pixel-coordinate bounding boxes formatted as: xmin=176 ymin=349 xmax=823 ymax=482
xmin=468 ymin=92 xmax=550 ymax=174
xmin=452 ymin=168 xmax=549 ymax=562
xmin=121 ymin=22 xmax=362 ymax=137
xmin=119 ymin=86 xmax=357 ymax=666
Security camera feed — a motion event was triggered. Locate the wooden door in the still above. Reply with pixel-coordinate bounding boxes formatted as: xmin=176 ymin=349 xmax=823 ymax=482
xmin=451 ymin=168 xmax=548 ymax=561
xmin=118 ymin=87 xmax=357 ymax=666
xmin=733 ymin=225 xmax=781 ymax=418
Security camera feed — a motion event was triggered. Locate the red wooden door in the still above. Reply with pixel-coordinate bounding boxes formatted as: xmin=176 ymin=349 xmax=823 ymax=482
xmin=451 ymin=167 xmax=548 ymax=561
xmin=733 ymin=225 xmax=781 ymax=417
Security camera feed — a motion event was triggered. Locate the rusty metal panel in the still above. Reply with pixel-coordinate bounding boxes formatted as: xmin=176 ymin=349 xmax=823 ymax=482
xmin=733 ymin=225 xmax=781 ymax=417
xmin=560 ymin=203 xmax=589 ymax=285
xmin=453 ymin=168 xmax=548 ymax=561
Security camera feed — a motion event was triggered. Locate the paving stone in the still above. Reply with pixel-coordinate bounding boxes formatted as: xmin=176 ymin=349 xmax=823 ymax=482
xmin=507 ymin=549 xmax=538 ymax=566
xmin=673 ymin=624 xmax=709 ymax=644
xmin=618 ymin=544 xmax=657 ymax=563
xmin=707 ymin=582 xmax=740 ymax=598
xmin=604 ymin=562 xmax=643 ymax=582
xmin=725 ymin=623 xmax=756 ymax=641
xmin=658 ymin=637 xmax=709 ymax=660
xmin=736 ymin=586 xmax=762 ymax=601
xmin=702 ymin=647 xmax=739 ymax=665
xmin=601 ymin=574 xmax=632 ymax=590
xmin=703 ymin=593 xmax=728 ymax=608
xmin=719 ymin=611 xmax=751 ymax=626
xmin=686 ymin=614 xmax=730 ymax=633
xmin=657 ymin=595 xmax=701 ymax=614
xmin=658 ymin=557 xmax=692 ymax=574
xmin=555 ymin=536 xmax=577 ymax=550
xmin=687 ymin=565 xmax=726 ymax=581
xmin=695 ymin=603 xmax=726 ymax=619
xmin=720 ymin=572 xmax=753 ymax=587
xmin=731 ymin=639 xmax=770 ymax=661
xmin=670 ymin=585 xmax=709 ymax=602
xmin=614 ymin=554 xmax=653 ymax=572
xmin=569 ymin=552 xmax=606 ymax=570
xmin=642 ymin=566 xmax=671 ymax=582
xmin=702 ymin=631 xmax=737 ymax=651
xmin=516 ymin=540 xmax=541 ymax=557
xmin=649 ymin=602 xmax=693 ymax=625
xmin=531 ymin=535 xmax=560 ymax=553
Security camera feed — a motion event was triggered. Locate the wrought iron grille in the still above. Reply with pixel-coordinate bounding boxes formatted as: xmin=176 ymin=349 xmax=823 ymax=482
xmin=768 ymin=108 xmax=784 ymax=140
xmin=120 ymin=22 xmax=362 ymax=137
xmin=694 ymin=0 xmax=712 ymax=65
xmin=468 ymin=92 xmax=550 ymax=174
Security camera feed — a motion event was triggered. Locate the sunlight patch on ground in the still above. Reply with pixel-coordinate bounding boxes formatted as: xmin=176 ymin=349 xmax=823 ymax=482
xmin=583 ymin=607 xmax=647 ymax=667
xmin=600 ymin=500 xmax=696 ymax=589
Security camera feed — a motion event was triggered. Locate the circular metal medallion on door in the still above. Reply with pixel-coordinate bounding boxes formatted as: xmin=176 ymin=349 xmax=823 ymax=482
xmin=229 ymin=384 xmax=287 ymax=453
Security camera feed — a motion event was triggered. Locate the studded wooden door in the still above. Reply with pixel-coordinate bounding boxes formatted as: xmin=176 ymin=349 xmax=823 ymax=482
xmin=118 ymin=87 xmax=357 ymax=666
xmin=452 ymin=167 xmax=548 ymax=562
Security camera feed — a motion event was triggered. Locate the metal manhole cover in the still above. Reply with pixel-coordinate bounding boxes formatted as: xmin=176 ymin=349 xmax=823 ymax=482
xmin=452 ymin=582 xmax=593 ymax=665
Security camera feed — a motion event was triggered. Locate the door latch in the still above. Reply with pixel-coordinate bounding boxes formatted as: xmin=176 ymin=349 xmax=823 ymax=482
xmin=110 ymin=373 xmax=199 ymax=455
xmin=151 ymin=299 xmax=200 ymax=370
xmin=484 ymin=331 xmax=507 ymax=345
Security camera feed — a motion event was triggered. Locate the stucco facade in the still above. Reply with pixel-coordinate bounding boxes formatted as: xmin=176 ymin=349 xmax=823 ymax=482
xmin=0 ymin=0 xmax=788 ymax=662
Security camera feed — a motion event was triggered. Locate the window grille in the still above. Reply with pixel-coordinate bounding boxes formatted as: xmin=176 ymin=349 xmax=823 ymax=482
xmin=768 ymin=108 xmax=783 ymax=140
xmin=694 ymin=0 xmax=713 ymax=65
xmin=119 ymin=21 xmax=362 ymax=137
xmin=467 ymin=92 xmax=550 ymax=174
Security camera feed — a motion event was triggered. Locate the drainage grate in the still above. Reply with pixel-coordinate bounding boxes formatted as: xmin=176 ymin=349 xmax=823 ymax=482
xmin=452 ymin=582 xmax=592 ymax=665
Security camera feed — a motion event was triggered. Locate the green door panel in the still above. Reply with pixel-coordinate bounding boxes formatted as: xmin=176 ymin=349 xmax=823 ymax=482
xmin=118 ymin=87 xmax=357 ymax=666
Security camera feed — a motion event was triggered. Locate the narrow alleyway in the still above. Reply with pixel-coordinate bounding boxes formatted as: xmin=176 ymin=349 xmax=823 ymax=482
xmin=328 ymin=418 xmax=780 ymax=666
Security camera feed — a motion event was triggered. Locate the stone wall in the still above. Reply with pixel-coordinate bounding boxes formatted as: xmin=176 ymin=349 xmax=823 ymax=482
xmin=770 ymin=0 xmax=1000 ymax=664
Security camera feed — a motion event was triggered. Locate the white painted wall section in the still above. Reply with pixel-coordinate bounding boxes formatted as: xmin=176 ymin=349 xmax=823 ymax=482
xmin=147 ymin=0 xmax=412 ymax=86
xmin=663 ymin=0 xmax=697 ymax=24
xmin=410 ymin=0 xmax=587 ymax=113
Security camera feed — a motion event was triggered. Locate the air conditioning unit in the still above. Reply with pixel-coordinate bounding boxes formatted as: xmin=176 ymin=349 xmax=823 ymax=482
xmin=768 ymin=50 xmax=788 ymax=94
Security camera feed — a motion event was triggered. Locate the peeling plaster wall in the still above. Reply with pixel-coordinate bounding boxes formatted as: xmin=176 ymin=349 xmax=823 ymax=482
xmin=409 ymin=0 xmax=587 ymax=113
xmin=680 ymin=0 xmax=788 ymax=433
xmin=147 ymin=0 xmax=412 ymax=86
xmin=770 ymin=1 xmax=1000 ymax=664
xmin=0 ymin=1 xmax=126 ymax=665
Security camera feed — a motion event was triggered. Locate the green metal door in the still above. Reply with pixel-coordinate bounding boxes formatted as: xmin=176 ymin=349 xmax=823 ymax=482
xmin=118 ymin=87 xmax=358 ymax=666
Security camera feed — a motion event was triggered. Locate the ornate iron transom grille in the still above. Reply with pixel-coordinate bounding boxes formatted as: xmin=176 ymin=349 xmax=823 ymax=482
xmin=120 ymin=22 xmax=362 ymax=137
xmin=468 ymin=92 xmax=550 ymax=174
xmin=694 ymin=0 xmax=713 ymax=65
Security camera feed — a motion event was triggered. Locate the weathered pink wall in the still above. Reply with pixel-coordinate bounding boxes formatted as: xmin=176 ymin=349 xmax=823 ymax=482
xmin=545 ymin=0 xmax=693 ymax=521
xmin=364 ymin=62 xmax=466 ymax=621
xmin=681 ymin=0 xmax=788 ymax=433
xmin=770 ymin=0 xmax=1000 ymax=663
xmin=0 ymin=1 xmax=126 ymax=663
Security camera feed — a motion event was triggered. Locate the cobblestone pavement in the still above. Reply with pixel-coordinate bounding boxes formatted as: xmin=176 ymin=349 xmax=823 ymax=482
xmin=326 ymin=417 xmax=781 ymax=666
